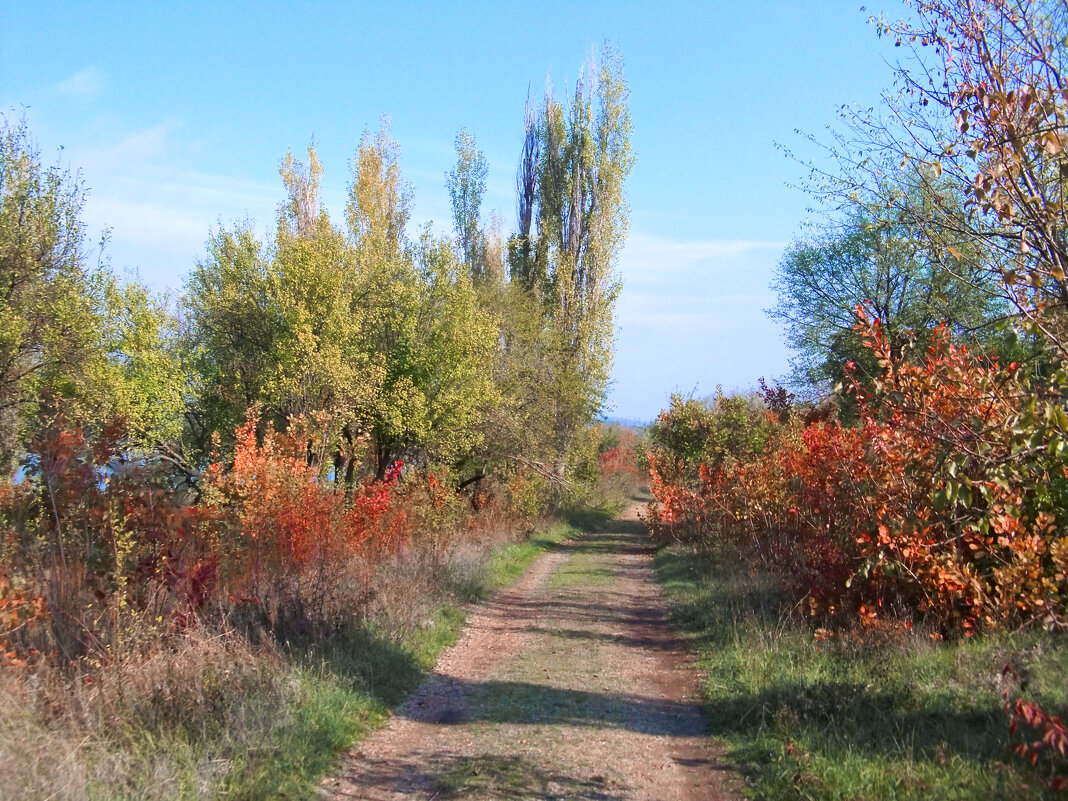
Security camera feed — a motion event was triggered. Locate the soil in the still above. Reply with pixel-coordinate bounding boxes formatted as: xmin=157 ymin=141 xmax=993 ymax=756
xmin=324 ymin=500 xmax=739 ymax=801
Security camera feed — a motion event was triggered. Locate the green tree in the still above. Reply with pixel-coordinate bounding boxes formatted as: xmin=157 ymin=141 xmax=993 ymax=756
xmin=472 ymin=280 xmax=567 ymax=481
xmin=348 ymin=126 xmax=497 ymax=477
xmin=183 ymin=222 xmax=283 ymax=453
xmin=446 ymin=128 xmax=489 ymax=281
xmin=185 ymin=144 xmax=378 ymax=478
xmin=649 ymin=390 xmax=769 ymax=480
xmin=186 ymin=131 xmax=500 ymax=482
xmin=0 ymin=117 xmax=182 ymax=466
xmin=100 ymin=278 xmax=185 ymax=446
xmin=770 ymin=195 xmax=999 ymax=388
xmin=789 ymin=1 xmax=1068 ymax=364
xmin=271 ymin=145 xmax=380 ymax=429
xmin=503 ymin=43 xmax=634 ymax=475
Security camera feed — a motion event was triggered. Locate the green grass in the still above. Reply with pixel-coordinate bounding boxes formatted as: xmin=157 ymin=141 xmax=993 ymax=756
xmin=654 ymin=544 xmax=1068 ymax=800
xmin=546 ymin=537 xmax=617 ymax=590
xmin=222 ymin=607 xmax=471 ymax=799
xmin=481 ymin=522 xmax=576 ymax=593
xmin=220 ymin=676 xmax=386 ymax=801
xmin=480 ymin=497 xmax=621 ymax=595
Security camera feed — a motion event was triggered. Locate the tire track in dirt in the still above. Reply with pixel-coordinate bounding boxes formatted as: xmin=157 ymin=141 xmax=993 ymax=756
xmin=324 ymin=501 xmax=738 ymax=800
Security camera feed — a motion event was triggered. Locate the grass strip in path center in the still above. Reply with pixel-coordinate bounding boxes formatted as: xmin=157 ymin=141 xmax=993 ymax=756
xmin=325 ymin=497 xmax=739 ymax=801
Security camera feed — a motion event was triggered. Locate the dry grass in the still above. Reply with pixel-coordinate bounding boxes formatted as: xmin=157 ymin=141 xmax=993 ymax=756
xmin=0 ymin=465 xmax=641 ymax=801
xmin=0 ymin=507 xmax=548 ymax=801
xmin=0 ymin=628 xmax=291 ymax=801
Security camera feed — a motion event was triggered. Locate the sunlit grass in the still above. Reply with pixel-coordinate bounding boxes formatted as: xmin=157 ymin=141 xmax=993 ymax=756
xmin=655 ymin=544 xmax=1068 ymax=800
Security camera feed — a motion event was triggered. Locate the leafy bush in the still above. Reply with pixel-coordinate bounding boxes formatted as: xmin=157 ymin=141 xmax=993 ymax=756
xmin=204 ymin=411 xmax=406 ymax=605
xmin=647 ymin=313 xmax=1068 ymax=633
xmin=649 ymin=391 xmax=769 ymax=480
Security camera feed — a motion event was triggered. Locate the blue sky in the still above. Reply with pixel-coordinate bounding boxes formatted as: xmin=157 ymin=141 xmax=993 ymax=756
xmin=1 ymin=1 xmax=901 ymax=421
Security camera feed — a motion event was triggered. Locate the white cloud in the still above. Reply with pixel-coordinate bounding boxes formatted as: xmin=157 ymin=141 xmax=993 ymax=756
xmin=76 ymin=121 xmax=174 ymax=173
xmin=626 ymin=234 xmax=786 ymax=258
xmin=52 ymin=120 xmax=280 ymax=284
xmin=85 ymin=196 xmax=212 ymax=241
xmin=617 ymin=232 xmax=785 ymax=301
xmin=54 ymin=67 xmax=105 ymax=100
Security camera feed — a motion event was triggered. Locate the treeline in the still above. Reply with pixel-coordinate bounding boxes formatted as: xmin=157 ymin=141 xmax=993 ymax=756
xmin=0 ymin=43 xmax=632 ymax=664
xmin=646 ymin=0 xmax=1068 ymax=781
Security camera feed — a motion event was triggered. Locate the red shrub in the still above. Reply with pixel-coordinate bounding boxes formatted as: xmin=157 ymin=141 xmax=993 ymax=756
xmin=206 ymin=412 xmax=407 ymax=597
xmin=647 ymin=311 xmax=1068 ymax=631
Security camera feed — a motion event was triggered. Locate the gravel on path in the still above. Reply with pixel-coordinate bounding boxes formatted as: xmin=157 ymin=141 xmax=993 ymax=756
xmin=324 ymin=501 xmax=739 ymax=801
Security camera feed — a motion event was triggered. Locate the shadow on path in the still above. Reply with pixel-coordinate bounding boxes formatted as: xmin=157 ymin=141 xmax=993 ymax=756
xmin=330 ymin=497 xmax=739 ymax=801
xmin=402 ymin=675 xmax=708 ymax=737
xmin=340 ymin=753 xmax=629 ymax=800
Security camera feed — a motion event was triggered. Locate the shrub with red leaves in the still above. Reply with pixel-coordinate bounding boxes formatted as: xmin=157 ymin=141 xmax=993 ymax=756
xmin=206 ymin=411 xmax=408 ymax=598
xmin=647 ymin=309 xmax=1068 ymax=632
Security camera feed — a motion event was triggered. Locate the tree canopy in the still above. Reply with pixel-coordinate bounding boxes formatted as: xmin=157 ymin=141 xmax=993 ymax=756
xmin=0 ymin=117 xmax=183 ymax=467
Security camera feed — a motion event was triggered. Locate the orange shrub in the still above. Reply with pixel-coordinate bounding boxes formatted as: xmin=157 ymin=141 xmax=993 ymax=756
xmin=206 ymin=411 xmax=407 ymax=598
xmin=648 ymin=312 xmax=1068 ymax=632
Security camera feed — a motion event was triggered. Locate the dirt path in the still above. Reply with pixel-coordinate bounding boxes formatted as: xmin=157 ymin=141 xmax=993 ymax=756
xmin=324 ymin=501 xmax=738 ymax=801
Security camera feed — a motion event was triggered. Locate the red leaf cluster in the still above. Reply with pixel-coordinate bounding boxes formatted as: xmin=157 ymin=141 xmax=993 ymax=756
xmin=206 ymin=412 xmax=408 ymax=594
xmin=647 ymin=312 xmax=1068 ymax=631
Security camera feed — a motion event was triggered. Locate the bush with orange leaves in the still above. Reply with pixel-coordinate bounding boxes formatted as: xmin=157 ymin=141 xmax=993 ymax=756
xmin=648 ymin=309 xmax=1068 ymax=632
xmin=0 ymin=407 xmax=419 ymax=663
xmin=205 ymin=411 xmax=407 ymax=606
xmin=597 ymin=425 xmax=643 ymax=479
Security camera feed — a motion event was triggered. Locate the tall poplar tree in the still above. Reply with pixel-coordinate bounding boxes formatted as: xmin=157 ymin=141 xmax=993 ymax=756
xmin=506 ymin=43 xmax=634 ymax=469
xmin=446 ymin=129 xmax=489 ymax=281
